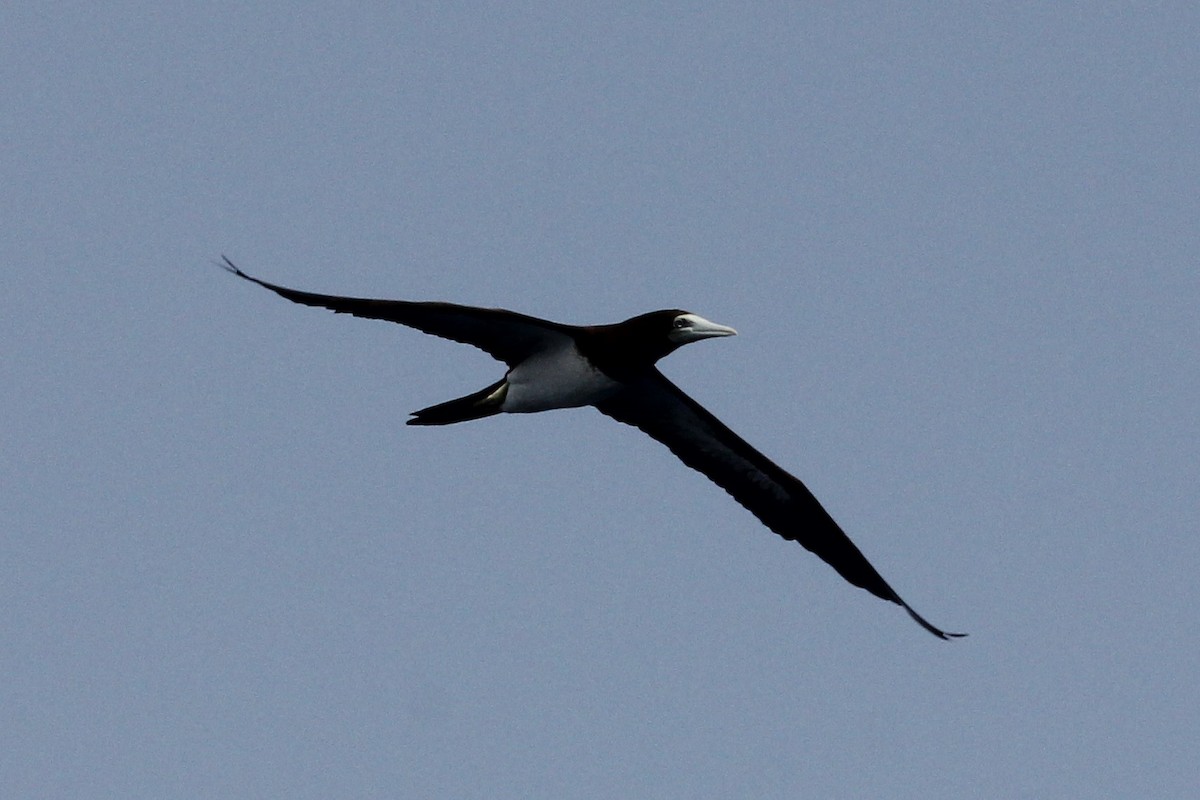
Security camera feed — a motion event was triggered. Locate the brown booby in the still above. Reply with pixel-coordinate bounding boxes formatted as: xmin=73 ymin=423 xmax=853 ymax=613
xmin=220 ymin=257 xmax=964 ymax=639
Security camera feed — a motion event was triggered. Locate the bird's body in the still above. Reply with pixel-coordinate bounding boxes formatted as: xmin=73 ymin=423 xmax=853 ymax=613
xmin=220 ymin=257 xmax=964 ymax=639
xmin=500 ymin=338 xmax=621 ymax=413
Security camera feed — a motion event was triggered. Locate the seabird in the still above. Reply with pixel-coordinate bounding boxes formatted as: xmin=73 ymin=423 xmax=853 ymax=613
xmin=220 ymin=257 xmax=964 ymax=639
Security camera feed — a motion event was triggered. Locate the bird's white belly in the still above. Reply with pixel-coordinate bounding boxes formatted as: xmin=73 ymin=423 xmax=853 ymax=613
xmin=500 ymin=343 xmax=621 ymax=412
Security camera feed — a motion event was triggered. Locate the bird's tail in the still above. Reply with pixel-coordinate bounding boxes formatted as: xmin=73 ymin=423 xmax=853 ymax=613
xmin=407 ymin=378 xmax=508 ymax=426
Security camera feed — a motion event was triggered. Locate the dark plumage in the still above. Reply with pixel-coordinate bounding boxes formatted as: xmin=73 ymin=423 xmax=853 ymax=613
xmin=220 ymin=257 xmax=964 ymax=639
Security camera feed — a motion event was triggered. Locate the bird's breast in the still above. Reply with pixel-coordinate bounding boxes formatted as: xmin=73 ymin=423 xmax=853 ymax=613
xmin=500 ymin=342 xmax=622 ymax=413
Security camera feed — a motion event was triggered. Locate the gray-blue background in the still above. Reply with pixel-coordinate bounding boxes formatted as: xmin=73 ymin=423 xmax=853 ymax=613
xmin=4 ymin=4 xmax=1196 ymax=797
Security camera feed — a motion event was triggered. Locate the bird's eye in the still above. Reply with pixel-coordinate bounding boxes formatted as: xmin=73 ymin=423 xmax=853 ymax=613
xmin=673 ymin=317 xmax=688 ymax=328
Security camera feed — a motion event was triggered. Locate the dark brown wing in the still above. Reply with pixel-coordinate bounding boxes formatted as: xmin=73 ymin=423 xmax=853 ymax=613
xmin=596 ymin=369 xmax=964 ymax=639
xmin=220 ymin=257 xmax=573 ymax=367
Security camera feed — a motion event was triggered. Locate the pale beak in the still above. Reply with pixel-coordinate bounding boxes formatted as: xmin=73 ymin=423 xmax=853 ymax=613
xmin=671 ymin=314 xmax=738 ymax=343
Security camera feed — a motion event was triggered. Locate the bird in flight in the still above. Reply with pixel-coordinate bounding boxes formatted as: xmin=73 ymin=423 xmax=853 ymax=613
xmin=220 ymin=257 xmax=964 ymax=639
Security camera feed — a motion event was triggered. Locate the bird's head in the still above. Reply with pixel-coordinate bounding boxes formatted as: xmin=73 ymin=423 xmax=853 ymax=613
xmin=582 ymin=310 xmax=737 ymax=377
xmin=632 ymin=309 xmax=738 ymax=361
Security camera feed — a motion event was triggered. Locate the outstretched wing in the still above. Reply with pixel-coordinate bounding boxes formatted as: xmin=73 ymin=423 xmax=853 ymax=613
xmin=596 ymin=370 xmax=964 ymax=639
xmin=220 ymin=257 xmax=573 ymax=367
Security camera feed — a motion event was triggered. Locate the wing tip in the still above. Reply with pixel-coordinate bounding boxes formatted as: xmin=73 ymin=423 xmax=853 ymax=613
xmin=217 ymin=254 xmax=254 ymax=282
xmin=902 ymin=602 xmax=967 ymax=640
xmin=216 ymin=256 xmax=287 ymax=298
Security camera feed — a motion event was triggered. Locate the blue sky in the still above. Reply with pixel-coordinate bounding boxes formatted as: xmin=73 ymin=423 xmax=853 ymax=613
xmin=3 ymin=4 xmax=1197 ymax=797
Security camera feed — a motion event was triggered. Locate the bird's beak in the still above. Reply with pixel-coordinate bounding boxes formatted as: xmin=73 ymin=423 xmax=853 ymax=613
xmin=693 ymin=319 xmax=738 ymax=338
xmin=672 ymin=314 xmax=738 ymax=343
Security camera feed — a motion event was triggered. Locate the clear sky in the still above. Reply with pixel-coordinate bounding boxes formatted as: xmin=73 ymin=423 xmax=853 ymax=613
xmin=3 ymin=4 xmax=1197 ymax=798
